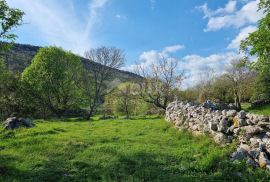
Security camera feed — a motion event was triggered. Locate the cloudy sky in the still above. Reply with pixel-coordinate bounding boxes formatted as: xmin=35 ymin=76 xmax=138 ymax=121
xmin=7 ymin=0 xmax=263 ymax=88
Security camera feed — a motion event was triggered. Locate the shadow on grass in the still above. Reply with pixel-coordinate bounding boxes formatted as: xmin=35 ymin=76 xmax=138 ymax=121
xmin=25 ymin=128 xmax=66 ymax=137
xmin=1 ymin=149 xmax=269 ymax=182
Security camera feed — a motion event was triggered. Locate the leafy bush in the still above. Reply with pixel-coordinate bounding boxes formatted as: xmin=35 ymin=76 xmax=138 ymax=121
xmin=103 ymin=82 xmax=152 ymax=118
xmin=20 ymin=46 xmax=84 ymax=118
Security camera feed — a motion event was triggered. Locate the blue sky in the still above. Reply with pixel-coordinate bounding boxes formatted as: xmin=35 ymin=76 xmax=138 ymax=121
xmin=6 ymin=0 xmax=262 ymax=88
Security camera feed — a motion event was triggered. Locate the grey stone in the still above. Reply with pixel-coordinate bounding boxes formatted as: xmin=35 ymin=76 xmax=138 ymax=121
xmin=249 ymin=149 xmax=260 ymax=159
xmin=227 ymin=110 xmax=237 ymax=117
xmin=231 ymin=148 xmax=248 ymax=161
xmin=238 ymin=110 xmax=246 ymax=119
xmin=241 ymin=125 xmax=263 ymax=135
xmin=246 ymin=158 xmax=259 ymax=168
xmin=209 ymin=122 xmax=218 ymax=131
xmin=238 ymin=119 xmax=247 ymax=127
xmin=246 ymin=113 xmax=254 ymax=120
xmin=258 ymin=152 xmax=270 ymax=168
xmin=258 ymin=116 xmax=269 ymax=122
xmin=192 ymin=125 xmax=198 ymax=131
xmin=250 ymin=138 xmax=260 ymax=148
xmin=218 ymin=118 xmax=228 ymax=132
xmin=239 ymin=143 xmax=250 ymax=152
xmin=3 ymin=117 xmax=35 ymax=130
xmin=257 ymin=121 xmax=270 ymax=127
xmin=232 ymin=127 xmax=240 ymax=135
xmin=165 ymin=100 xmax=270 ymax=172
xmin=259 ymin=143 xmax=266 ymax=151
xmin=246 ymin=119 xmax=254 ymax=125
xmin=214 ymin=132 xmax=228 ymax=144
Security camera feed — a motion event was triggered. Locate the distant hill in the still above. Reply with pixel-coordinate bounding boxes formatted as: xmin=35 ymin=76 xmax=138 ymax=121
xmin=0 ymin=43 xmax=141 ymax=85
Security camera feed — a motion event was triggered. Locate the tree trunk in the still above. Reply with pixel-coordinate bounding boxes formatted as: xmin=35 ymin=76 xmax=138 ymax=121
xmin=86 ymin=106 xmax=95 ymax=120
xmin=234 ymin=90 xmax=241 ymax=110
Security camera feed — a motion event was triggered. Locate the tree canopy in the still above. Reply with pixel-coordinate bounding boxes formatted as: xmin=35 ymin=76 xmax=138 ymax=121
xmin=241 ymin=0 xmax=270 ymax=100
xmin=0 ymin=0 xmax=24 ymax=51
xmin=21 ymin=47 xmax=83 ymax=117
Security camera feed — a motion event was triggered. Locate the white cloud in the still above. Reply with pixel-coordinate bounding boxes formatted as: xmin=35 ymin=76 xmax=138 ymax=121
xmin=123 ymin=44 xmax=242 ymax=89
xmin=6 ymin=0 xmax=108 ymax=55
xmin=163 ymin=45 xmax=185 ymax=53
xmin=123 ymin=44 xmax=185 ymax=71
xmin=179 ymin=52 xmax=242 ymax=88
xmin=199 ymin=0 xmax=263 ymax=32
xmin=228 ymin=25 xmax=257 ymax=50
xmin=150 ymin=0 xmax=156 ymax=10
xmin=115 ymin=14 xmax=127 ymax=20
xmin=198 ymin=0 xmax=237 ymax=19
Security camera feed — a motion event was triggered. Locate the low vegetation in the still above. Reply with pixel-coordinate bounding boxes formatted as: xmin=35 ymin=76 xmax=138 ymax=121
xmin=1 ymin=0 xmax=270 ymax=181
xmin=0 ymin=117 xmax=269 ymax=181
xmin=242 ymin=103 xmax=270 ymax=116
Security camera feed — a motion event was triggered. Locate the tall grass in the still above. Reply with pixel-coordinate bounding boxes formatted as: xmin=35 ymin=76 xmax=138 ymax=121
xmin=0 ymin=117 xmax=269 ymax=181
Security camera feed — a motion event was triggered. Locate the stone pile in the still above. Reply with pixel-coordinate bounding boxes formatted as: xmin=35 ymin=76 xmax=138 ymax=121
xmin=165 ymin=101 xmax=270 ymax=170
xmin=3 ymin=117 xmax=35 ymax=130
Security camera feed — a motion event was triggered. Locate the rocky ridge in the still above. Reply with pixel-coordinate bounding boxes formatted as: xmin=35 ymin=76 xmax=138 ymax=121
xmin=165 ymin=101 xmax=270 ymax=170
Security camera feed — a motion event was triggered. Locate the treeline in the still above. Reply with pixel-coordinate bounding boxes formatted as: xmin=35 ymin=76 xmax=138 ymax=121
xmin=1 ymin=0 xmax=270 ymax=121
xmin=0 ymin=45 xmax=184 ymax=120
xmin=179 ymin=0 xmax=270 ymax=109
xmin=0 ymin=0 xmax=183 ymax=120
xmin=0 ymin=46 xmax=123 ymax=119
xmin=178 ymin=58 xmax=256 ymax=109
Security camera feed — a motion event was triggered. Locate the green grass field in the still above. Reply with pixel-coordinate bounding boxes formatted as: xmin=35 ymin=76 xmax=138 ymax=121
xmin=242 ymin=103 xmax=270 ymax=116
xmin=0 ymin=117 xmax=269 ymax=181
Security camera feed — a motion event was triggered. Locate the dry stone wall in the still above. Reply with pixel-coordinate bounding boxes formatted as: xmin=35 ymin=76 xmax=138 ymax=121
xmin=165 ymin=101 xmax=270 ymax=169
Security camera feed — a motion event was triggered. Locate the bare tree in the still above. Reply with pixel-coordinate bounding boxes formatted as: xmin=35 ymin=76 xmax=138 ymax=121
xmin=135 ymin=56 xmax=184 ymax=110
xmin=83 ymin=46 xmax=125 ymax=119
xmin=197 ymin=68 xmax=216 ymax=102
xmin=225 ymin=58 xmax=253 ymax=110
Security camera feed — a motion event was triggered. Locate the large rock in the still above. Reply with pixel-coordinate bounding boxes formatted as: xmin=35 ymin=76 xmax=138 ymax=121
xmin=249 ymin=148 xmax=260 ymax=159
xmin=213 ymin=132 xmax=228 ymax=144
xmin=257 ymin=121 xmax=270 ymax=127
xmin=258 ymin=152 xmax=270 ymax=168
xmin=257 ymin=116 xmax=269 ymax=122
xmin=227 ymin=110 xmax=237 ymax=118
xmin=218 ymin=118 xmax=228 ymax=132
xmin=231 ymin=148 xmax=248 ymax=161
xmin=238 ymin=110 xmax=246 ymax=119
xmin=241 ymin=125 xmax=263 ymax=135
xmin=209 ymin=122 xmax=218 ymax=131
xmin=3 ymin=117 xmax=35 ymax=130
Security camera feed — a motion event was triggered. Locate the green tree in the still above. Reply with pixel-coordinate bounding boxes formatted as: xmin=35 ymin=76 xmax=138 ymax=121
xmin=21 ymin=47 xmax=83 ymax=118
xmin=0 ymin=0 xmax=24 ymax=51
xmin=241 ymin=0 xmax=270 ymax=100
xmin=105 ymin=83 xmax=137 ymax=119
xmin=104 ymin=82 xmax=151 ymax=118
xmin=0 ymin=59 xmax=17 ymax=120
xmin=0 ymin=0 xmax=24 ymax=120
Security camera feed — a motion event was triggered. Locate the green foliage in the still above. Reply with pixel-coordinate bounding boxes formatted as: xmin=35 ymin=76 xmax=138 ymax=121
xmin=241 ymin=0 xmax=270 ymax=100
xmin=0 ymin=117 xmax=269 ymax=181
xmin=210 ymin=76 xmax=235 ymax=103
xmin=0 ymin=0 xmax=24 ymax=52
xmin=242 ymin=103 xmax=270 ymax=116
xmin=20 ymin=47 xmax=83 ymax=117
xmin=104 ymin=82 xmax=151 ymax=118
xmin=0 ymin=59 xmax=19 ymax=120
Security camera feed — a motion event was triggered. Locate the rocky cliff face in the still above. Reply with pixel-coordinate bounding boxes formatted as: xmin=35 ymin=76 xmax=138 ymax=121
xmin=166 ymin=101 xmax=270 ymax=170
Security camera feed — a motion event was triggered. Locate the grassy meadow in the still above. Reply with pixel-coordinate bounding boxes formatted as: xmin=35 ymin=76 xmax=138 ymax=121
xmin=0 ymin=117 xmax=269 ymax=182
xmin=242 ymin=103 xmax=270 ymax=116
